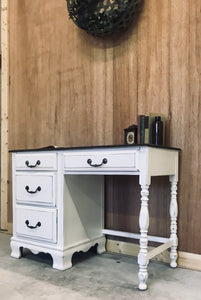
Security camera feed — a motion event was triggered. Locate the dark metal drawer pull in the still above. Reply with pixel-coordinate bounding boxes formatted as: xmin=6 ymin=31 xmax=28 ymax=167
xmin=25 ymin=220 xmax=41 ymax=229
xmin=25 ymin=185 xmax=41 ymax=194
xmin=25 ymin=160 xmax=41 ymax=168
xmin=87 ymin=158 xmax=108 ymax=167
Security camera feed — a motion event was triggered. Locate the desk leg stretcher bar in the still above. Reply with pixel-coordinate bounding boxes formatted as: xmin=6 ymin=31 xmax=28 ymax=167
xmin=102 ymin=229 xmax=174 ymax=260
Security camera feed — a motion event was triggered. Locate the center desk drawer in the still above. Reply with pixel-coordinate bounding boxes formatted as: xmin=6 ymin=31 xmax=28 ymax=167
xmin=15 ymin=153 xmax=57 ymax=171
xmin=64 ymin=150 xmax=139 ymax=171
xmin=15 ymin=206 xmax=57 ymax=243
xmin=15 ymin=173 xmax=56 ymax=206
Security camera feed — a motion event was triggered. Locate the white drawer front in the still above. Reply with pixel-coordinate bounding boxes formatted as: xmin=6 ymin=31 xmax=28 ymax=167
xmin=15 ymin=153 xmax=57 ymax=171
xmin=64 ymin=150 xmax=139 ymax=171
xmin=16 ymin=174 xmax=55 ymax=206
xmin=15 ymin=206 xmax=57 ymax=243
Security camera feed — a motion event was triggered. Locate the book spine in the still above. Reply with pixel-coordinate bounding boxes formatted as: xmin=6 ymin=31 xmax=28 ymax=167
xmin=144 ymin=116 xmax=149 ymax=144
xmin=137 ymin=115 xmax=141 ymax=144
xmin=140 ymin=115 xmax=145 ymax=144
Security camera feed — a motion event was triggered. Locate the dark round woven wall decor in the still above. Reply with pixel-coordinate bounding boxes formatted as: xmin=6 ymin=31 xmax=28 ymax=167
xmin=66 ymin=0 xmax=142 ymax=37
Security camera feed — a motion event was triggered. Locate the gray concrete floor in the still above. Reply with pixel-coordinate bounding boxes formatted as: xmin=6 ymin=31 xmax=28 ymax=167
xmin=0 ymin=232 xmax=201 ymax=300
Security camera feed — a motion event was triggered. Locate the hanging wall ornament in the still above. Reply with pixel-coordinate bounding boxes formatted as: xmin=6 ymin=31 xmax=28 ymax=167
xmin=66 ymin=0 xmax=142 ymax=38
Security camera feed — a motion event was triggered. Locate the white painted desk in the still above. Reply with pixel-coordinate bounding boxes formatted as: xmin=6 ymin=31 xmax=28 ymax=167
xmin=10 ymin=145 xmax=179 ymax=290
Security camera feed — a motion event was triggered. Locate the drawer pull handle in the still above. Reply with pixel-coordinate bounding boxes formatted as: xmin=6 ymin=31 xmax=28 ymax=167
xmin=25 ymin=160 xmax=41 ymax=168
xmin=87 ymin=158 xmax=108 ymax=167
xmin=25 ymin=220 xmax=41 ymax=229
xmin=25 ymin=185 xmax=41 ymax=194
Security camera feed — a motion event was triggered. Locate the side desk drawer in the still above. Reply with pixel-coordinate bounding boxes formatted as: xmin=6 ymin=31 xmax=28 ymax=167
xmin=64 ymin=150 xmax=139 ymax=171
xmin=15 ymin=174 xmax=56 ymax=206
xmin=15 ymin=153 xmax=57 ymax=171
xmin=15 ymin=206 xmax=57 ymax=243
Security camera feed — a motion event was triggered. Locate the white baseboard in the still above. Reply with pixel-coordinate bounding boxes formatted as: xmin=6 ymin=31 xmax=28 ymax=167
xmin=7 ymin=222 xmax=13 ymax=234
xmin=106 ymin=239 xmax=201 ymax=271
xmin=178 ymin=251 xmax=201 ymax=271
xmin=106 ymin=239 xmax=170 ymax=263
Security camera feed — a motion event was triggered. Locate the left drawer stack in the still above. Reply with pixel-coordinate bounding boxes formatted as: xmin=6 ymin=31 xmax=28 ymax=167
xmin=13 ymin=152 xmax=58 ymax=244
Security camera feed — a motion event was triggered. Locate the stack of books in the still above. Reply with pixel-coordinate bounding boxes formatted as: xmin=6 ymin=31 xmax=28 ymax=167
xmin=137 ymin=113 xmax=165 ymax=145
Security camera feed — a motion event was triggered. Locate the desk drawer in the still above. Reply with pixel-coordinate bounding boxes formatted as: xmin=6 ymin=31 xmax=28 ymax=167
xmin=15 ymin=206 xmax=57 ymax=243
xmin=15 ymin=153 xmax=57 ymax=171
xmin=64 ymin=150 xmax=139 ymax=171
xmin=15 ymin=173 xmax=55 ymax=206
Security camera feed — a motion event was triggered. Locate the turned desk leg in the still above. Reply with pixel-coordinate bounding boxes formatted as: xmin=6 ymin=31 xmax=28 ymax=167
xmin=138 ymin=184 xmax=150 ymax=291
xmin=169 ymin=175 xmax=178 ymax=268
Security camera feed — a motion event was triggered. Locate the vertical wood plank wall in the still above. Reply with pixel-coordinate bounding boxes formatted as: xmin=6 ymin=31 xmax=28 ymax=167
xmin=1 ymin=0 xmax=9 ymax=230
xmin=8 ymin=0 xmax=201 ymax=254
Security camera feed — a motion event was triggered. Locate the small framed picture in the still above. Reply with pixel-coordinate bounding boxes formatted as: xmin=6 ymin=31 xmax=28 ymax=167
xmin=124 ymin=124 xmax=138 ymax=145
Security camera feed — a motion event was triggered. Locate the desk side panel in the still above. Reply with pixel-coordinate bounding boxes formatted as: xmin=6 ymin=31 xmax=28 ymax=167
xmin=148 ymin=148 xmax=179 ymax=179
